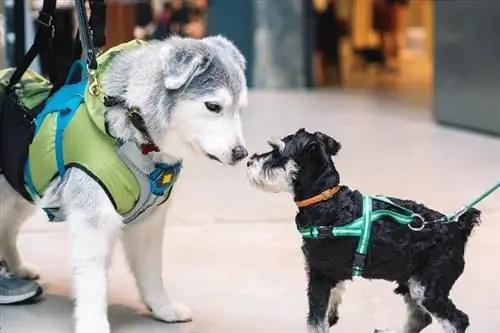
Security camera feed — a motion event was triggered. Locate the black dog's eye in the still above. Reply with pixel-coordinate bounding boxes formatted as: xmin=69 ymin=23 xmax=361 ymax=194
xmin=205 ymin=102 xmax=222 ymax=113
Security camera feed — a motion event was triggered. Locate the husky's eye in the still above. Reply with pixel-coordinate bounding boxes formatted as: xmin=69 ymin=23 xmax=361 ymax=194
xmin=205 ymin=102 xmax=222 ymax=113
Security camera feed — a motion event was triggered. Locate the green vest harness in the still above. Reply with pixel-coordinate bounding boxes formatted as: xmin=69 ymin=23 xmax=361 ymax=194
xmin=21 ymin=40 xmax=182 ymax=223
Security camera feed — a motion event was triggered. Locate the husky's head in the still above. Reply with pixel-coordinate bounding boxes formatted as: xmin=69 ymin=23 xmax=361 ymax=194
xmin=104 ymin=35 xmax=249 ymax=165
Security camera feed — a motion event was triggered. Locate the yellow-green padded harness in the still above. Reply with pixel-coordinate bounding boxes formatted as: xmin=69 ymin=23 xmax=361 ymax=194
xmin=24 ymin=40 xmax=181 ymax=222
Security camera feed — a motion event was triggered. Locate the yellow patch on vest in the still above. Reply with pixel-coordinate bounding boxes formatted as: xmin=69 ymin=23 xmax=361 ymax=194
xmin=162 ymin=174 xmax=172 ymax=184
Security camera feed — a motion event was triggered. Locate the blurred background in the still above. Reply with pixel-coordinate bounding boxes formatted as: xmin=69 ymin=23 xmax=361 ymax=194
xmin=1 ymin=2 xmax=499 ymax=332
xmin=1 ymin=0 xmax=498 ymax=135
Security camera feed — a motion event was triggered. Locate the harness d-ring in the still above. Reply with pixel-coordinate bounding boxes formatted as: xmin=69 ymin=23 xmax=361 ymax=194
xmin=408 ymin=214 xmax=426 ymax=231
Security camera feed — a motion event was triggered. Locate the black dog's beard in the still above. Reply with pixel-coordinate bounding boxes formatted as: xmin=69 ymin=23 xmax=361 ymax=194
xmin=246 ymin=158 xmax=297 ymax=193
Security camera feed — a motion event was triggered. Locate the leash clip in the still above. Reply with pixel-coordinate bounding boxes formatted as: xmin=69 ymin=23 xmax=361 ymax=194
xmin=408 ymin=214 xmax=426 ymax=231
xmin=88 ymin=67 xmax=106 ymax=102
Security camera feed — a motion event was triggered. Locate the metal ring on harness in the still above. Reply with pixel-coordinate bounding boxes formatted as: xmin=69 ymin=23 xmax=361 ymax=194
xmin=408 ymin=214 xmax=426 ymax=231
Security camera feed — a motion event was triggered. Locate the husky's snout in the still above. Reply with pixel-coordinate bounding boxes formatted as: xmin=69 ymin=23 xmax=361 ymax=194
xmin=206 ymin=144 xmax=248 ymax=165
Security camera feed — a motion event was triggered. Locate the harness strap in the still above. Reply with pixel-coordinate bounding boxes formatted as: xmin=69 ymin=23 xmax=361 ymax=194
xmin=117 ymin=141 xmax=182 ymax=223
xmin=298 ymin=182 xmax=500 ymax=278
xmin=298 ymin=195 xmax=425 ymax=277
xmin=352 ymin=196 xmax=373 ymax=277
xmin=8 ymin=0 xmax=58 ymax=95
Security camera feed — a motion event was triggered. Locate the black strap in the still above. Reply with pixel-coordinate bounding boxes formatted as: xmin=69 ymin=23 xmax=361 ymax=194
xmin=88 ymin=0 xmax=107 ymax=49
xmin=68 ymin=1 xmax=107 ymax=80
xmin=7 ymin=0 xmax=58 ymax=90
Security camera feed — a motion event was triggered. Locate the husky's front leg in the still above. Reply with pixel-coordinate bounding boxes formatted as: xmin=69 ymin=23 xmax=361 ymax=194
xmin=122 ymin=204 xmax=192 ymax=323
xmin=61 ymin=170 xmax=123 ymax=333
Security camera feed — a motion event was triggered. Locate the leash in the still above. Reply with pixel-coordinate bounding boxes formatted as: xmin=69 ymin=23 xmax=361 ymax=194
xmin=297 ymin=180 xmax=500 ymax=277
xmin=74 ymin=0 xmax=99 ymax=72
xmin=443 ymin=181 xmax=500 ymax=222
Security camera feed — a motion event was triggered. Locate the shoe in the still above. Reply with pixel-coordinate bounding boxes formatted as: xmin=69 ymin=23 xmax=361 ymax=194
xmin=0 ymin=262 xmax=43 ymax=304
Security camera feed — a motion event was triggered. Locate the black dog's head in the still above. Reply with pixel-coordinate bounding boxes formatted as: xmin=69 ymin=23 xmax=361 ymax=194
xmin=246 ymin=128 xmax=341 ymax=198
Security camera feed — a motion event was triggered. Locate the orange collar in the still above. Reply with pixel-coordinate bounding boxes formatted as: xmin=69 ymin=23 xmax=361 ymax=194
xmin=295 ymin=185 xmax=341 ymax=208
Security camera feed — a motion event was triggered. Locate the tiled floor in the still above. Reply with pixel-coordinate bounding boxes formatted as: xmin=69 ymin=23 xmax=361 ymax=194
xmin=2 ymin=91 xmax=499 ymax=333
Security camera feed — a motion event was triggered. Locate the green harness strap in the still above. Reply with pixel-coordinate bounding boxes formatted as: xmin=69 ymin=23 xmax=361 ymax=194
xmin=297 ymin=181 xmax=499 ymax=279
xmin=298 ymin=195 xmax=424 ymax=277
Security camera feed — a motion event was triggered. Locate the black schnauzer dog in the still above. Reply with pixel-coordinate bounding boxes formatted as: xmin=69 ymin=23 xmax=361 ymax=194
xmin=246 ymin=128 xmax=480 ymax=333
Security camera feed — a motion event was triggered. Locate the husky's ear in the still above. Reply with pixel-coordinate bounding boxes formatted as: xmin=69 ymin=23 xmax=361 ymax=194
xmin=203 ymin=35 xmax=246 ymax=71
xmin=160 ymin=45 xmax=212 ymax=90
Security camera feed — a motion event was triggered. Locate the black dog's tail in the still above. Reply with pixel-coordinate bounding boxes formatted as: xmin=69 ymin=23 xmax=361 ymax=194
xmin=456 ymin=207 xmax=481 ymax=240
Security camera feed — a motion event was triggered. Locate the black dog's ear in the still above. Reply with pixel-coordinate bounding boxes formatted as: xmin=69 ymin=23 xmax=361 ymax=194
xmin=314 ymin=132 xmax=341 ymax=156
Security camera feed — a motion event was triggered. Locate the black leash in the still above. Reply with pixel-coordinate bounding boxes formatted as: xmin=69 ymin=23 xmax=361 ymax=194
xmin=74 ymin=0 xmax=105 ymax=71
xmin=57 ymin=0 xmax=107 ymax=89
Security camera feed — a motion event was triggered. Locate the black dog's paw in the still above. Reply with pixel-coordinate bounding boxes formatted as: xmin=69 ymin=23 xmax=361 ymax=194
xmin=373 ymin=330 xmax=394 ymax=333
xmin=327 ymin=308 xmax=339 ymax=327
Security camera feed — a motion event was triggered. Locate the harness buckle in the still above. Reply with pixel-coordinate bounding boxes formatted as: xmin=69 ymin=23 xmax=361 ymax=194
xmin=352 ymin=252 xmax=366 ymax=277
xmin=316 ymin=226 xmax=333 ymax=239
xmin=148 ymin=163 xmax=181 ymax=197
xmin=36 ymin=12 xmax=55 ymax=38
xmin=408 ymin=214 xmax=426 ymax=231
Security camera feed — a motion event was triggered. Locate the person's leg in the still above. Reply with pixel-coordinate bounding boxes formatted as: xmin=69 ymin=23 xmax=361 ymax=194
xmin=314 ymin=50 xmax=326 ymax=87
xmin=385 ymin=3 xmax=401 ymax=70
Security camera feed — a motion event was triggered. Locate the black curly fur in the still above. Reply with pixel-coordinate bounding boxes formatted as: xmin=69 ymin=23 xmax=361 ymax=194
xmin=250 ymin=129 xmax=481 ymax=333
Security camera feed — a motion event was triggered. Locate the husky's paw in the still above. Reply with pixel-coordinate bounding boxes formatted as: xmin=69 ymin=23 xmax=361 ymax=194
xmin=75 ymin=320 xmax=110 ymax=333
xmin=12 ymin=262 xmax=40 ymax=280
xmin=151 ymin=301 xmax=192 ymax=323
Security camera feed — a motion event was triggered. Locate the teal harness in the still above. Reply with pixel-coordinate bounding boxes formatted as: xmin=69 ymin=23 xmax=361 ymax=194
xmin=297 ymin=181 xmax=500 ymax=278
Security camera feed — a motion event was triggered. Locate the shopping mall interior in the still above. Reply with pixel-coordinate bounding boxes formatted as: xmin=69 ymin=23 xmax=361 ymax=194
xmin=311 ymin=0 xmax=433 ymax=109
xmin=2 ymin=0 xmax=432 ymax=108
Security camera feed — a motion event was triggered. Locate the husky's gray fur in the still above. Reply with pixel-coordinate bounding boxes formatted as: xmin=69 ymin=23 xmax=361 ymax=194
xmin=0 ymin=35 xmax=248 ymax=333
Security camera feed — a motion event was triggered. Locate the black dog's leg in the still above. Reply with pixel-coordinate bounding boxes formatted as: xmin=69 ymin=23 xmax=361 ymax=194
xmin=327 ymin=281 xmax=345 ymax=327
xmin=394 ymin=284 xmax=432 ymax=333
xmin=307 ymin=268 xmax=335 ymax=333
xmin=407 ymin=277 xmax=469 ymax=333
xmin=421 ymin=295 xmax=468 ymax=333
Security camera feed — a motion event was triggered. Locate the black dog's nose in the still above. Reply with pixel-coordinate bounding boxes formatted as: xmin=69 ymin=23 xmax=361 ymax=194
xmin=232 ymin=145 xmax=248 ymax=162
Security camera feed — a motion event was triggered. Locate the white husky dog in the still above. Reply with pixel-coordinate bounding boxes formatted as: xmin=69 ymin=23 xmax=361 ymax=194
xmin=0 ymin=35 xmax=248 ymax=333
